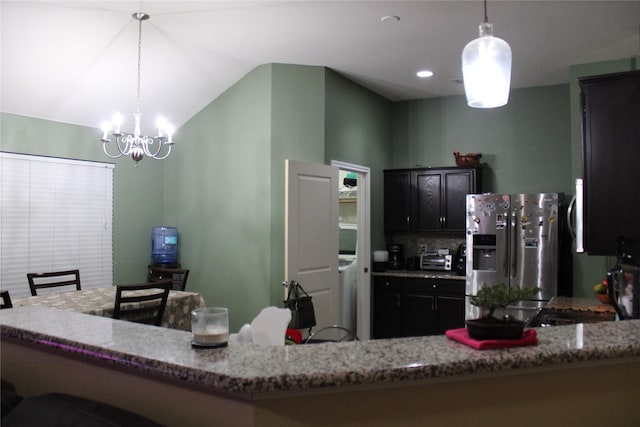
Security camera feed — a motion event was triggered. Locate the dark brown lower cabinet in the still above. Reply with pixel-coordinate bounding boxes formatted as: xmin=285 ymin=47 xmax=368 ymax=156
xmin=435 ymin=295 xmax=466 ymax=333
xmin=372 ymin=277 xmax=403 ymax=339
xmin=373 ymin=276 xmax=465 ymax=339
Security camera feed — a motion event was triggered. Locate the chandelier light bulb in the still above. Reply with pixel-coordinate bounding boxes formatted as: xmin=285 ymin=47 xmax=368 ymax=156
xmin=111 ymin=113 xmax=123 ymax=134
xmin=166 ymin=125 xmax=175 ymax=144
xmin=156 ymin=116 xmax=167 ymax=137
xmin=100 ymin=121 xmax=111 ymax=141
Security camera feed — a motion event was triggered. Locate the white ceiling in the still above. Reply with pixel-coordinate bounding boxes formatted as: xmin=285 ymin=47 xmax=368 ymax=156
xmin=1 ymin=1 xmax=639 ymax=133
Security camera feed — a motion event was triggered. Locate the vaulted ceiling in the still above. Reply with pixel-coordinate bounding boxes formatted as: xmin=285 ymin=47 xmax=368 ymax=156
xmin=2 ymin=1 xmax=639 ymax=132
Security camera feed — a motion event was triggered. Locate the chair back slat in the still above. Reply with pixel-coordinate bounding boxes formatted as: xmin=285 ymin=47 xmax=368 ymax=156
xmin=113 ymin=281 xmax=171 ymax=326
xmin=27 ymin=270 xmax=81 ymax=296
xmin=147 ymin=267 xmax=189 ymax=291
xmin=1 ymin=291 xmax=12 ymax=309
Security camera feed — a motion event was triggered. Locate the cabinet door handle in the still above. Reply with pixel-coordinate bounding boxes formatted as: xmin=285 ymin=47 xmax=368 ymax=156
xmin=396 ymin=295 xmax=401 ymax=308
xmin=433 ymin=296 xmax=438 ymax=311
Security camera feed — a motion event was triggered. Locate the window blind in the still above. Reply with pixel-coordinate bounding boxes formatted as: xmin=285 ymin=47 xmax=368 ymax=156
xmin=0 ymin=152 xmax=113 ymax=298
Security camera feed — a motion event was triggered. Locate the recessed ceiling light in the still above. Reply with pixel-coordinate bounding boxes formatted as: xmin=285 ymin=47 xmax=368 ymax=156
xmin=380 ymin=15 xmax=400 ymax=23
xmin=417 ymin=70 xmax=434 ymax=78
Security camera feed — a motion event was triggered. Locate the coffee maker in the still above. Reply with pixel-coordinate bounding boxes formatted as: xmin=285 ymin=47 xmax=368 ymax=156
xmin=454 ymin=244 xmax=466 ymax=276
xmin=388 ymin=244 xmax=404 ymax=270
xmin=608 ymin=237 xmax=640 ymax=320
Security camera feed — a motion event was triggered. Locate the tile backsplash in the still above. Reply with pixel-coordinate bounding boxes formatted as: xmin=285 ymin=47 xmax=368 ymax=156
xmin=383 ymin=232 xmax=465 ymax=257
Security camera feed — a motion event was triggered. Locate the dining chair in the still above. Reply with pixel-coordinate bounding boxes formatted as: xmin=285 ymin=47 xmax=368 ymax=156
xmin=147 ymin=266 xmax=190 ymax=291
xmin=112 ymin=281 xmax=172 ymax=326
xmin=26 ymin=269 xmax=81 ymax=296
xmin=1 ymin=291 xmax=13 ymax=309
xmin=304 ymin=325 xmax=359 ymax=344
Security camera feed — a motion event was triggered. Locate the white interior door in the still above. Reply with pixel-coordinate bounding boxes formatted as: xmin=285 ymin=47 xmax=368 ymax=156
xmin=285 ymin=159 xmax=339 ymax=332
xmin=332 ymin=160 xmax=371 ymax=341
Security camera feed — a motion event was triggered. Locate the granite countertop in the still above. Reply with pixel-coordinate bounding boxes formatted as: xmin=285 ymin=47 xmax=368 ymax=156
xmin=2 ymin=305 xmax=640 ymax=400
xmin=530 ymin=296 xmax=617 ymax=324
xmin=546 ymin=296 xmax=616 ymax=314
xmin=373 ymin=270 xmax=465 ymax=280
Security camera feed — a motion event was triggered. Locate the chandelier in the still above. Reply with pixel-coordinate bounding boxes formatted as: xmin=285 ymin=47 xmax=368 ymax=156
xmin=461 ymin=0 xmax=512 ymax=108
xmin=99 ymin=13 xmax=175 ymax=163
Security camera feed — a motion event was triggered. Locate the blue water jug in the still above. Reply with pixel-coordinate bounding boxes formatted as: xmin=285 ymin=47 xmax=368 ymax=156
xmin=151 ymin=226 xmax=178 ymax=264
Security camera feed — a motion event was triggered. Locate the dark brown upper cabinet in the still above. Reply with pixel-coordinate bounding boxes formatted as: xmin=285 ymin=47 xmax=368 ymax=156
xmin=580 ymin=70 xmax=640 ymax=255
xmin=383 ymin=170 xmax=412 ymax=232
xmin=384 ymin=167 xmax=481 ymax=233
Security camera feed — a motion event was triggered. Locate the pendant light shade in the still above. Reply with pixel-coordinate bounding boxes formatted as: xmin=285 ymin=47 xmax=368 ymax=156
xmin=462 ymin=15 xmax=512 ymax=108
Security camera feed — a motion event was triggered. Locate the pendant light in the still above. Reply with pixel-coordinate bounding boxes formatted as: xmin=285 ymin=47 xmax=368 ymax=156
xmin=461 ymin=0 xmax=512 ymax=108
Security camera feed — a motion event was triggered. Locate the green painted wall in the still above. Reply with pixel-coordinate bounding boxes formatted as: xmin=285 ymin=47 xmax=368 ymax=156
xmin=324 ymin=69 xmax=392 ymax=250
xmin=170 ymin=63 xmax=327 ymax=331
xmin=391 ymin=85 xmax=579 ymax=293
xmin=391 ymin=84 xmax=573 ymax=195
xmin=163 ymin=65 xmax=273 ymax=332
xmin=389 ymin=60 xmax=638 ymax=298
xmin=0 ymin=112 xmax=164 ymax=285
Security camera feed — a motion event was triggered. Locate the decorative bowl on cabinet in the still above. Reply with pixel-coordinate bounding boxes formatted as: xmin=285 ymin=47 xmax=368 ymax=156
xmin=453 ymin=150 xmax=482 ymax=167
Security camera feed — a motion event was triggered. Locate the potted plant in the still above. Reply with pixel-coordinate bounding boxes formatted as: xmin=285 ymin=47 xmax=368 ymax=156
xmin=467 ymin=283 xmax=539 ymax=340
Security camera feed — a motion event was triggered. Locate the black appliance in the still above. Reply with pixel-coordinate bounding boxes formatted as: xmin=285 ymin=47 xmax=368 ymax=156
xmin=388 ymin=244 xmax=404 ymax=270
xmin=608 ymin=237 xmax=640 ymax=320
xmin=455 ymin=244 xmax=466 ymax=276
xmin=406 ymin=256 xmax=420 ymax=271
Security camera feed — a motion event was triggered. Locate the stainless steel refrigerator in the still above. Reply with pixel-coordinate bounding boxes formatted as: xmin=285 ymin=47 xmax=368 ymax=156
xmin=465 ymin=193 xmax=562 ymax=322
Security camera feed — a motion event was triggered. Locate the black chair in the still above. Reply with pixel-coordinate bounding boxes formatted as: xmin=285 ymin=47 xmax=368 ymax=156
xmin=304 ymin=326 xmax=359 ymax=344
xmin=147 ymin=267 xmax=189 ymax=291
xmin=113 ymin=281 xmax=171 ymax=326
xmin=1 ymin=389 xmax=162 ymax=427
xmin=26 ymin=270 xmax=81 ymax=296
xmin=1 ymin=291 xmax=12 ymax=309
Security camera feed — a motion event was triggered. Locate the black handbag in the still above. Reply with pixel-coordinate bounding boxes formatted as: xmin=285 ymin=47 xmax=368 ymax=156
xmin=283 ymin=280 xmax=316 ymax=330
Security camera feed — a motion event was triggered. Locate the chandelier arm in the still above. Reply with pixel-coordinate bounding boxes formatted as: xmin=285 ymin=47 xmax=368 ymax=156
xmin=101 ymin=141 xmax=126 ymax=159
xmin=116 ymin=134 xmax=134 ymax=156
xmin=141 ymin=135 xmax=172 ymax=160
xmin=151 ymin=144 xmax=172 ymax=161
xmin=140 ymin=135 xmax=156 ymax=157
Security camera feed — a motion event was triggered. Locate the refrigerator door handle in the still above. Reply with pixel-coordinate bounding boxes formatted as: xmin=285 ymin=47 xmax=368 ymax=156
xmin=575 ymin=178 xmax=585 ymax=253
xmin=503 ymin=216 xmax=510 ymax=278
xmin=511 ymin=210 xmax=518 ymax=278
xmin=567 ymin=195 xmax=576 ymax=238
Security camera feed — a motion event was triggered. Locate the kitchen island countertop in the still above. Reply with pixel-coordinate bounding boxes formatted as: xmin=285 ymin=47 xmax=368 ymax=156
xmin=2 ymin=305 xmax=639 ymax=426
xmin=1 ymin=305 xmax=638 ymax=397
